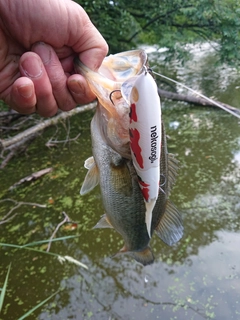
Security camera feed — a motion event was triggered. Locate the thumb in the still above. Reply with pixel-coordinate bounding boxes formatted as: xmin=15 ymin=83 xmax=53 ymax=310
xmin=69 ymin=3 xmax=108 ymax=70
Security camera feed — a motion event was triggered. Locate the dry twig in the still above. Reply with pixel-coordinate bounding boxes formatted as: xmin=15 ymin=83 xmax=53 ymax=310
xmin=45 ymin=133 xmax=81 ymax=147
xmin=46 ymin=211 xmax=72 ymax=252
xmin=8 ymin=167 xmax=53 ymax=190
xmin=0 ymin=198 xmax=47 ymax=225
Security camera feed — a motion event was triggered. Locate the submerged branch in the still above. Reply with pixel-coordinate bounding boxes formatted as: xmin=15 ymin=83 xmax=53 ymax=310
xmin=9 ymin=168 xmax=53 ymax=191
xmin=45 ymin=131 xmax=81 ymax=147
xmin=47 ymin=211 xmax=73 ymax=252
xmin=0 ymin=198 xmax=47 ymax=225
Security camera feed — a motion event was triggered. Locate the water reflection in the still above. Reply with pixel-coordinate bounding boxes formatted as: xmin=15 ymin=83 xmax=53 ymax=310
xmin=0 ymin=45 xmax=240 ymax=319
xmin=35 ymin=231 xmax=240 ymax=320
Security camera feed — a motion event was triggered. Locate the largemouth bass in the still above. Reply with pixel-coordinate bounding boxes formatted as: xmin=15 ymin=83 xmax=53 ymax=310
xmin=76 ymin=50 xmax=160 ymax=236
xmin=74 ymin=50 xmax=183 ymax=265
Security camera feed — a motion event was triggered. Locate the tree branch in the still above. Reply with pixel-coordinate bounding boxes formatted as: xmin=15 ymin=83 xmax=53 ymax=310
xmin=127 ymin=5 xmax=194 ymax=42
xmin=0 ymin=102 xmax=97 ymax=168
xmin=0 ymin=102 xmax=96 ymax=151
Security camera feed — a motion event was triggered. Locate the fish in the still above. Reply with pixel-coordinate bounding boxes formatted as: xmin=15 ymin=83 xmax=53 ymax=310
xmin=76 ymin=50 xmax=160 ymax=236
xmin=74 ymin=50 xmax=183 ymax=265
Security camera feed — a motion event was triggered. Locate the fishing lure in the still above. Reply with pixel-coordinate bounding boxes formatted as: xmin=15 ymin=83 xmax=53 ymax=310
xmin=121 ymin=68 xmax=162 ymax=238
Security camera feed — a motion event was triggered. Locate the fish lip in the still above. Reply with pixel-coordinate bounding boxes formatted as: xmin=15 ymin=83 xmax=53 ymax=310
xmin=73 ymin=57 xmax=89 ymax=76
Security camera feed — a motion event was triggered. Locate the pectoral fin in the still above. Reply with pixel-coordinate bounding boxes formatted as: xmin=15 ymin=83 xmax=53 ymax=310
xmin=93 ymin=214 xmax=113 ymax=229
xmin=155 ymin=200 xmax=183 ymax=246
xmin=80 ymin=157 xmax=99 ymax=195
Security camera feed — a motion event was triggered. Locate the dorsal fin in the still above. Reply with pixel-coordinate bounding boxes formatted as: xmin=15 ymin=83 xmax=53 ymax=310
xmin=167 ymin=153 xmax=179 ymax=195
xmin=80 ymin=157 xmax=99 ymax=195
xmin=155 ymin=200 xmax=183 ymax=246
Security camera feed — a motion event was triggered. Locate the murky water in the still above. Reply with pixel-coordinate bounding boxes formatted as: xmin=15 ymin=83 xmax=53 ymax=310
xmin=1 ymin=44 xmax=240 ymax=319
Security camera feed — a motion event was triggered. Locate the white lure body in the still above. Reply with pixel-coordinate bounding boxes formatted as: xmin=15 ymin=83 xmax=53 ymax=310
xmin=122 ymin=71 xmax=162 ymax=237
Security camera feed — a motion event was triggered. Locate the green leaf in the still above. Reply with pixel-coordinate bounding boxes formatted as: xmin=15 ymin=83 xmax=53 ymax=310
xmin=0 ymin=238 xmax=88 ymax=270
xmin=18 ymin=289 xmax=60 ymax=320
xmin=0 ymin=263 xmax=11 ymax=314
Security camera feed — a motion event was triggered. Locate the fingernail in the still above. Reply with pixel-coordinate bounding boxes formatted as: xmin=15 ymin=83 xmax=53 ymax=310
xmin=21 ymin=56 xmax=43 ymax=78
xmin=69 ymin=80 xmax=85 ymax=95
xmin=17 ymin=84 xmax=33 ymax=98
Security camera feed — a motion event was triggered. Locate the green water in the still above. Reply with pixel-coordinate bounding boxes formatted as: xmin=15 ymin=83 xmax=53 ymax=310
xmin=0 ymin=45 xmax=240 ymax=319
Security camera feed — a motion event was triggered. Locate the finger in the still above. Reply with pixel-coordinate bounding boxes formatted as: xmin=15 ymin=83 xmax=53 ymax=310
xmin=10 ymin=77 xmax=37 ymax=114
xmin=58 ymin=54 xmax=97 ymax=103
xmin=19 ymin=52 xmax=58 ymax=117
xmin=69 ymin=3 xmax=108 ymax=71
xmin=77 ymin=24 xmax=108 ymax=71
xmin=32 ymin=42 xmax=76 ymax=111
xmin=67 ymin=74 xmax=96 ymax=105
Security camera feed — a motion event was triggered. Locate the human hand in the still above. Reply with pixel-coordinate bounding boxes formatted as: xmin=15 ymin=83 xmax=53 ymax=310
xmin=0 ymin=0 xmax=108 ymax=117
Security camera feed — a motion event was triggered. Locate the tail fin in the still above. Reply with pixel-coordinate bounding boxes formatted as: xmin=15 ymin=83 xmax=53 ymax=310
xmin=114 ymin=245 xmax=154 ymax=266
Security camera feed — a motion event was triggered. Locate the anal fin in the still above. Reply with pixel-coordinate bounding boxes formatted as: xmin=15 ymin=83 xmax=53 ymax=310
xmin=93 ymin=214 xmax=113 ymax=229
xmin=145 ymin=199 xmax=156 ymax=238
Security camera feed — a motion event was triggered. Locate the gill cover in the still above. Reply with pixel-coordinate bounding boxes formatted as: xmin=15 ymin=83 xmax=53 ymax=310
xmin=121 ymin=70 xmax=162 ymax=238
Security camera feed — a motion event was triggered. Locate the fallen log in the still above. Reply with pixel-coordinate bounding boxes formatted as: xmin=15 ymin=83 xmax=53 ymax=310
xmin=158 ymin=88 xmax=240 ymax=115
xmin=0 ymin=102 xmax=97 ymax=151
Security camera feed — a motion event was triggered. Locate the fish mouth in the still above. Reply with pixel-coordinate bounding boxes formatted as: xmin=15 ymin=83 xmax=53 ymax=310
xmin=74 ymin=50 xmax=149 ymax=148
xmin=74 ymin=57 xmax=121 ymax=116
xmin=73 ymin=49 xmax=148 ymax=118
xmin=73 ymin=49 xmax=148 ymax=89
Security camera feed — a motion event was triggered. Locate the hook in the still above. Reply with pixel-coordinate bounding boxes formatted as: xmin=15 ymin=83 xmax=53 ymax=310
xmin=109 ymin=89 xmax=121 ymax=106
